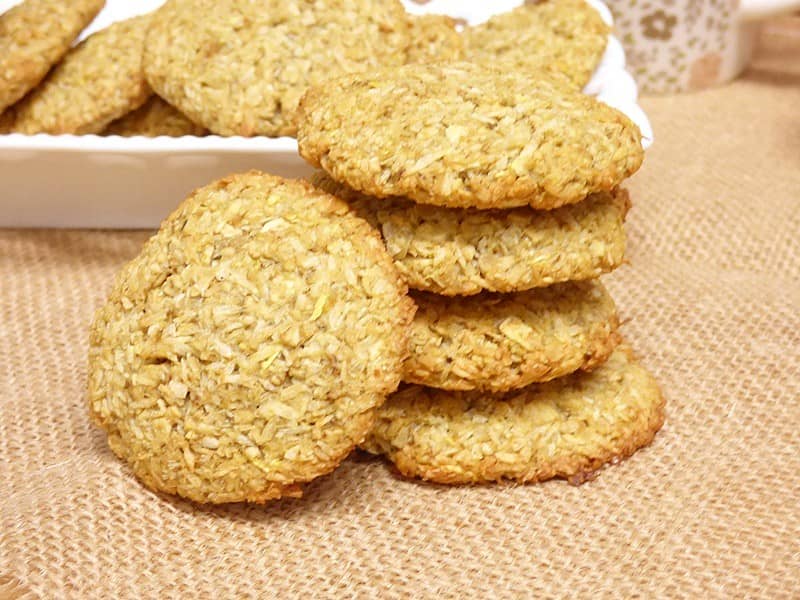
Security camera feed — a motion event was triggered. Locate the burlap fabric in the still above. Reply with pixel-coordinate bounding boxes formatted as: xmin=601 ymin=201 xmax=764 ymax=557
xmin=1 ymin=24 xmax=799 ymax=599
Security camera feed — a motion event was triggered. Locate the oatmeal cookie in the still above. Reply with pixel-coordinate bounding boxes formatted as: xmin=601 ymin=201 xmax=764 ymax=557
xmin=463 ymin=0 xmax=609 ymax=89
xmin=298 ymin=62 xmax=643 ymax=210
xmin=88 ymin=172 xmax=415 ymax=504
xmin=7 ymin=14 xmax=152 ymax=134
xmin=143 ymin=0 xmax=411 ymax=137
xmin=405 ymin=281 xmax=620 ymax=391
xmin=0 ymin=0 xmax=105 ymax=113
xmin=104 ymin=95 xmax=207 ymax=137
xmin=313 ymin=173 xmax=630 ymax=295
xmin=406 ymin=14 xmax=464 ymax=64
xmin=362 ymin=345 xmax=665 ymax=485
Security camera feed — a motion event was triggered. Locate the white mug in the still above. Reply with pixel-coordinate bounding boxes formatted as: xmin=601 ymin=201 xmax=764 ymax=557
xmin=607 ymin=0 xmax=800 ymax=93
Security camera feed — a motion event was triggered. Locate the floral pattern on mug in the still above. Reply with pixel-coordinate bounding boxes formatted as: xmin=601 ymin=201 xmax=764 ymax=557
xmin=686 ymin=0 xmax=704 ymax=27
xmin=640 ymin=10 xmax=678 ymax=40
xmin=609 ymin=0 xmax=751 ymax=93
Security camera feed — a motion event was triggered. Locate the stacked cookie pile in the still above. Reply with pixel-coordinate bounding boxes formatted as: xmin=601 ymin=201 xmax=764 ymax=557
xmin=297 ymin=62 xmax=665 ymax=485
xmin=83 ymin=0 xmax=666 ymax=503
xmin=88 ymin=164 xmax=664 ymax=504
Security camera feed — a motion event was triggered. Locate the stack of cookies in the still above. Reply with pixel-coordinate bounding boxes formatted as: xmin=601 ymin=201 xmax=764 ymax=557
xmin=82 ymin=1 xmax=666 ymax=501
xmin=297 ymin=61 xmax=665 ymax=485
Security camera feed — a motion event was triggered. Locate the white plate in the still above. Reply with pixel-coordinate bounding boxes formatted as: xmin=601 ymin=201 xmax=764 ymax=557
xmin=0 ymin=0 xmax=653 ymax=229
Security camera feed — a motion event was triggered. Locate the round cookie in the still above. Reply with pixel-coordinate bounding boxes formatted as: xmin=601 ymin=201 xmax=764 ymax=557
xmin=313 ymin=172 xmax=630 ymax=296
xmin=405 ymin=281 xmax=620 ymax=392
xmin=405 ymin=14 xmax=464 ymax=64
xmin=143 ymin=0 xmax=411 ymax=137
xmin=104 ymin=96 xmax=207 ymax=137
xmin=463 ymin=0 xmax=609 ymax=89
xmin=0 ymin=0 xmax=105 ymax=113
xmin=88 ymin=172 xmax=415 ymax=504
xmin=7 ymin=14 xmax=152 ymax=134
xmin=362 ymin=345 xmax=665 ymax=485
xmin=297 ymin=62 xmax=643 ymax=210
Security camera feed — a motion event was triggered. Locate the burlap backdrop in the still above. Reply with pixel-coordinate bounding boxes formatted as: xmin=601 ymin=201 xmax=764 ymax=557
xmin=1 ymin=23 xmax=799 ymax=600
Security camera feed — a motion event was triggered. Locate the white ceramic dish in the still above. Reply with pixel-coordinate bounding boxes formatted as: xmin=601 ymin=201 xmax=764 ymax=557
xmin=0 ymin=0 xmax=654 ymax=229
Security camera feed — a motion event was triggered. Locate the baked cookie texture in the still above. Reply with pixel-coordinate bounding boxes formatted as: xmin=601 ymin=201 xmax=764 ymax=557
xmin=362 ymin=345 xmax=665 ymax=485
xmin=0 ymin=109 xmax=13 ymax=133
xmin=88 ymin=172 xmax=415 ymax=504
xmin=0 ymin=0 xmax=105 ymax=113
xmin=463 ymin=0 xmax=610 ymax=89
xmin=104 ymin=96 xmax=207 ymax=137
xmin=405 ymin=281 xmax=620 ymax=392
xmin=6 ymin=14 xmax=152 ymax=134
xmin=313 ymin=173 xmax=629 ymax=296
xmin=143 ymin=0 xmax=411 ymax=137
xmin=297 ymin=62 xmax=643 ymax=210
xmin=405 ymin=14 xmax=464 ymax=64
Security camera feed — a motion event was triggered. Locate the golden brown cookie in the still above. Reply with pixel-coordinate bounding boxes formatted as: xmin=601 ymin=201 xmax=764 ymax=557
xmin=0 ymin=108 xmax=13 ymax=133
xmin=313 ymin=172 xmax=630 ymax=296
xmin=297 ymin=62 xmax=643 ymax=210
xmin=405 ymin=14 xmax=464 ymax=64
xmin=405 ymin=281 xmax=620 ymax=392
xmin=0 ymin=0 xmax=105 ymax=113
xmin=104 ymin=96 xmax=207 ymax=137
xmin=88 ymin=172 xmax=415 ymax=504
xmin=143 ymin=0 xmax=411 ymax=137
xmin=463 ymin=0 xmax=609 ymax=89
xmin=362 ymin=344 xmax=665 ymax=485
xmin=7 ymin=14 xmax=151 ymax=134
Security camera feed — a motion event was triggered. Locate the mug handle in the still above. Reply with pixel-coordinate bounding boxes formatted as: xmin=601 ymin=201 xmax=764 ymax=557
xmin=740 ymin=0 xmax=800 ymax=20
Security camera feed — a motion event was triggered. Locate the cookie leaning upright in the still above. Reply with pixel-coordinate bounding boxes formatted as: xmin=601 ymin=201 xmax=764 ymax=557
xmin=7 ymin=14 xmax=152 ymax=134
xmin=88 ymin=172 xmax=415 ymax=504
xmin=297 ymin=62 xmax=643 ymax=210
xmin=463 ymin=0 xmax=610 ymax=89
xmin=143 ymin=0 xmax=411 ymax=137
xmin=0 ymin=0 xmax=105 ymax=113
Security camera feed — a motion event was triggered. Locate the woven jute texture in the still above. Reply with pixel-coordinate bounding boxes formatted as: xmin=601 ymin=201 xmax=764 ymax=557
xmin=2 ymin=26 xmax=799 ymax=600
